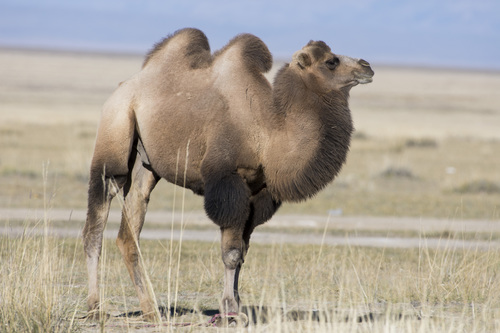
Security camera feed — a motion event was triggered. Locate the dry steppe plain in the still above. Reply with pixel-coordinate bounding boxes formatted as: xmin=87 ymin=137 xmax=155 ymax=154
xmin=1 ymin=48 xmax=499 ymax=331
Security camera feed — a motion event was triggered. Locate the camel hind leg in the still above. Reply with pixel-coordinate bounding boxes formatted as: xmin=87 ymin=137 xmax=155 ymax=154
xmin=116 ymin=154 xmax=159 ymax=320
xmin=83 ymin=173 xmax=126 ymax=316
xmin=82 ymin=99 xmax=136 ymax=317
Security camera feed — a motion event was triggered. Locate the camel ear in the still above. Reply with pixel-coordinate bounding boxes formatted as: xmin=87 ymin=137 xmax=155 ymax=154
xmin=295 ymin=52 xmax=311 ymax=69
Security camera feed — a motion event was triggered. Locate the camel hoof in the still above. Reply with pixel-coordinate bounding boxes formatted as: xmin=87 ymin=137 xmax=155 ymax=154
xmin=235 ymin=312 xmax=249 ymax=327
xmin=210 ymin=312 xmax=249 ymax=327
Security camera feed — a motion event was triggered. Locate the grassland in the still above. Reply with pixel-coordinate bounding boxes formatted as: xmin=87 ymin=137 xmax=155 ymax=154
xmin=1 ymin=232 xmax=499 ymax=331
xmin=1 ymin=48 xmax=500 ymax=331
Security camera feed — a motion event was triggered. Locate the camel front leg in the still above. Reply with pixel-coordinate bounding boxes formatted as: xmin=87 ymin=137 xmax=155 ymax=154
xmin=218 ymin=190 xmax=280 ymax=320
xmin=201 ymin=169 xmax=251 ymax=324
xmin=220 ymin=227 xmax=245 ymax=315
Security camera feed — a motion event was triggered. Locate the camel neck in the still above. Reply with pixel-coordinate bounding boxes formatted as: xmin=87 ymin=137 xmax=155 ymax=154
xmin=265 ymin=68 xmax=353 ymax=202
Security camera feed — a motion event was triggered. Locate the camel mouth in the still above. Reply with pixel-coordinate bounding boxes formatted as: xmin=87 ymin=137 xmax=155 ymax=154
xmin=347 ymin=75 xmax=373 ymax=86
xmin=354 ymin=70 xmax=374 ymax=84
xmin=357 ymin=75 xmax=373 ymax=84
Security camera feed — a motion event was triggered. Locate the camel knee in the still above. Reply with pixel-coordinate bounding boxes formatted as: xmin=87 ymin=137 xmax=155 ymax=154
xmin=116 ymin=231 xmax=140 ymax=263
xmin=222 ymin=248 xmax=243 ymax=270
xmin=221 ymin=226 xmax=246 ymax=269
xmin=83 ymin=218 xmax=106 ymax=259
xmin=116 ymin=235 xmax=126 ymax=254
xmin=83 ymin=236 xmax=101 ymax=258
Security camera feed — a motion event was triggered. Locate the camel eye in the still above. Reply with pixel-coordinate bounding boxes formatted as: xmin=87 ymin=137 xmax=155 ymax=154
xmin=326 ymin=57 xmax=339 ymax=70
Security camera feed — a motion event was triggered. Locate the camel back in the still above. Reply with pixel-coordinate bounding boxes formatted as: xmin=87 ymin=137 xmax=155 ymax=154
xmin=143 ymin=28 xmax=272 ymax=76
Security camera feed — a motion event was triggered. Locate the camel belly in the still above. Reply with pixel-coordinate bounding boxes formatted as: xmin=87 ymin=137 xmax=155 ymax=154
xmin=139 ymin=132 xmax=207 ymax=195
xmin=151 ymin=157 xmax=205 ymax=196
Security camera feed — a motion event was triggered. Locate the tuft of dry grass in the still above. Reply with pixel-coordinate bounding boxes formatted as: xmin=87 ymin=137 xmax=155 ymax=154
xmin=405 ymin=138 xmax=438 ymax=148
xmin=452 ymin=180 xmax=500 ymax=195
xmin=378 ymin=166 xmax=417 ymax=179
xmin=0 ymin=234 xmax=84 ymax=332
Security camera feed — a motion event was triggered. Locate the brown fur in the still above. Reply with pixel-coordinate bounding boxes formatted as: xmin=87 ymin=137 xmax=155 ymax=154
xmin=82 ymin=28 xmax=374 ymax=322
xmin=268 ymin=65 xmax=353 ymax=201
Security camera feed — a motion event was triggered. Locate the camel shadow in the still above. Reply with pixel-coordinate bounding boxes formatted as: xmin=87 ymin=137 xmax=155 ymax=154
xmin=241 ymin=306 xmax=380 ymax=325
xmin=116 ymin=306 xmax=203 ymax=318
xmin=117 ymin=305 xmax=415 ymax=325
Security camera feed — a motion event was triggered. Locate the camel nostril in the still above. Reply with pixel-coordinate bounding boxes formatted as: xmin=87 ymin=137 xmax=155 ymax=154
xmin=359 ymin=59 xmax=370 ymax=67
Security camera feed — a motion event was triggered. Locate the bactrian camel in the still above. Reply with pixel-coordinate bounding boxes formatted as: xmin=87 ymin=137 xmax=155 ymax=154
xmin=82 ymin=28 xmax=374 ymax=324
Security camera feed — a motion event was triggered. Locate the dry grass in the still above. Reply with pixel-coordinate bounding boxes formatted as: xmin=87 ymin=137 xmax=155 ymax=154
xmin=452 ymin=180 xmax=500 ymax=195
xmin=1 ymin=219 xmax=499 ymax=332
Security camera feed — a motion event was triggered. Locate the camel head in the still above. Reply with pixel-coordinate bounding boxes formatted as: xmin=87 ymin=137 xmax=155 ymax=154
xmin=291 ymin=40 xmax=374 ymax=94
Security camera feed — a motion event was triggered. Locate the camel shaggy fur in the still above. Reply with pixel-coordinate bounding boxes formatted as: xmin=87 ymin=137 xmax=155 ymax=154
xmin=83 ymin=28 xmax=374 ymax=323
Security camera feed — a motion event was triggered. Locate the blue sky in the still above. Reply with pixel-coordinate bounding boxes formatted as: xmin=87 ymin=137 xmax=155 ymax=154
xmin=1 ymin=0 xmax=499 ymax=69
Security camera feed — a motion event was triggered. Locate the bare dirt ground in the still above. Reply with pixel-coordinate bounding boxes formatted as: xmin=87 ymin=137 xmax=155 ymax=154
xmin=2 ymin=208 xmax=499 ymax=249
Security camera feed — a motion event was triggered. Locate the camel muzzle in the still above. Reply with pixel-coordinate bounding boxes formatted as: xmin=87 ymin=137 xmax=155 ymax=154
xmin=355 ymin=59 xmax=374 ymax=84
